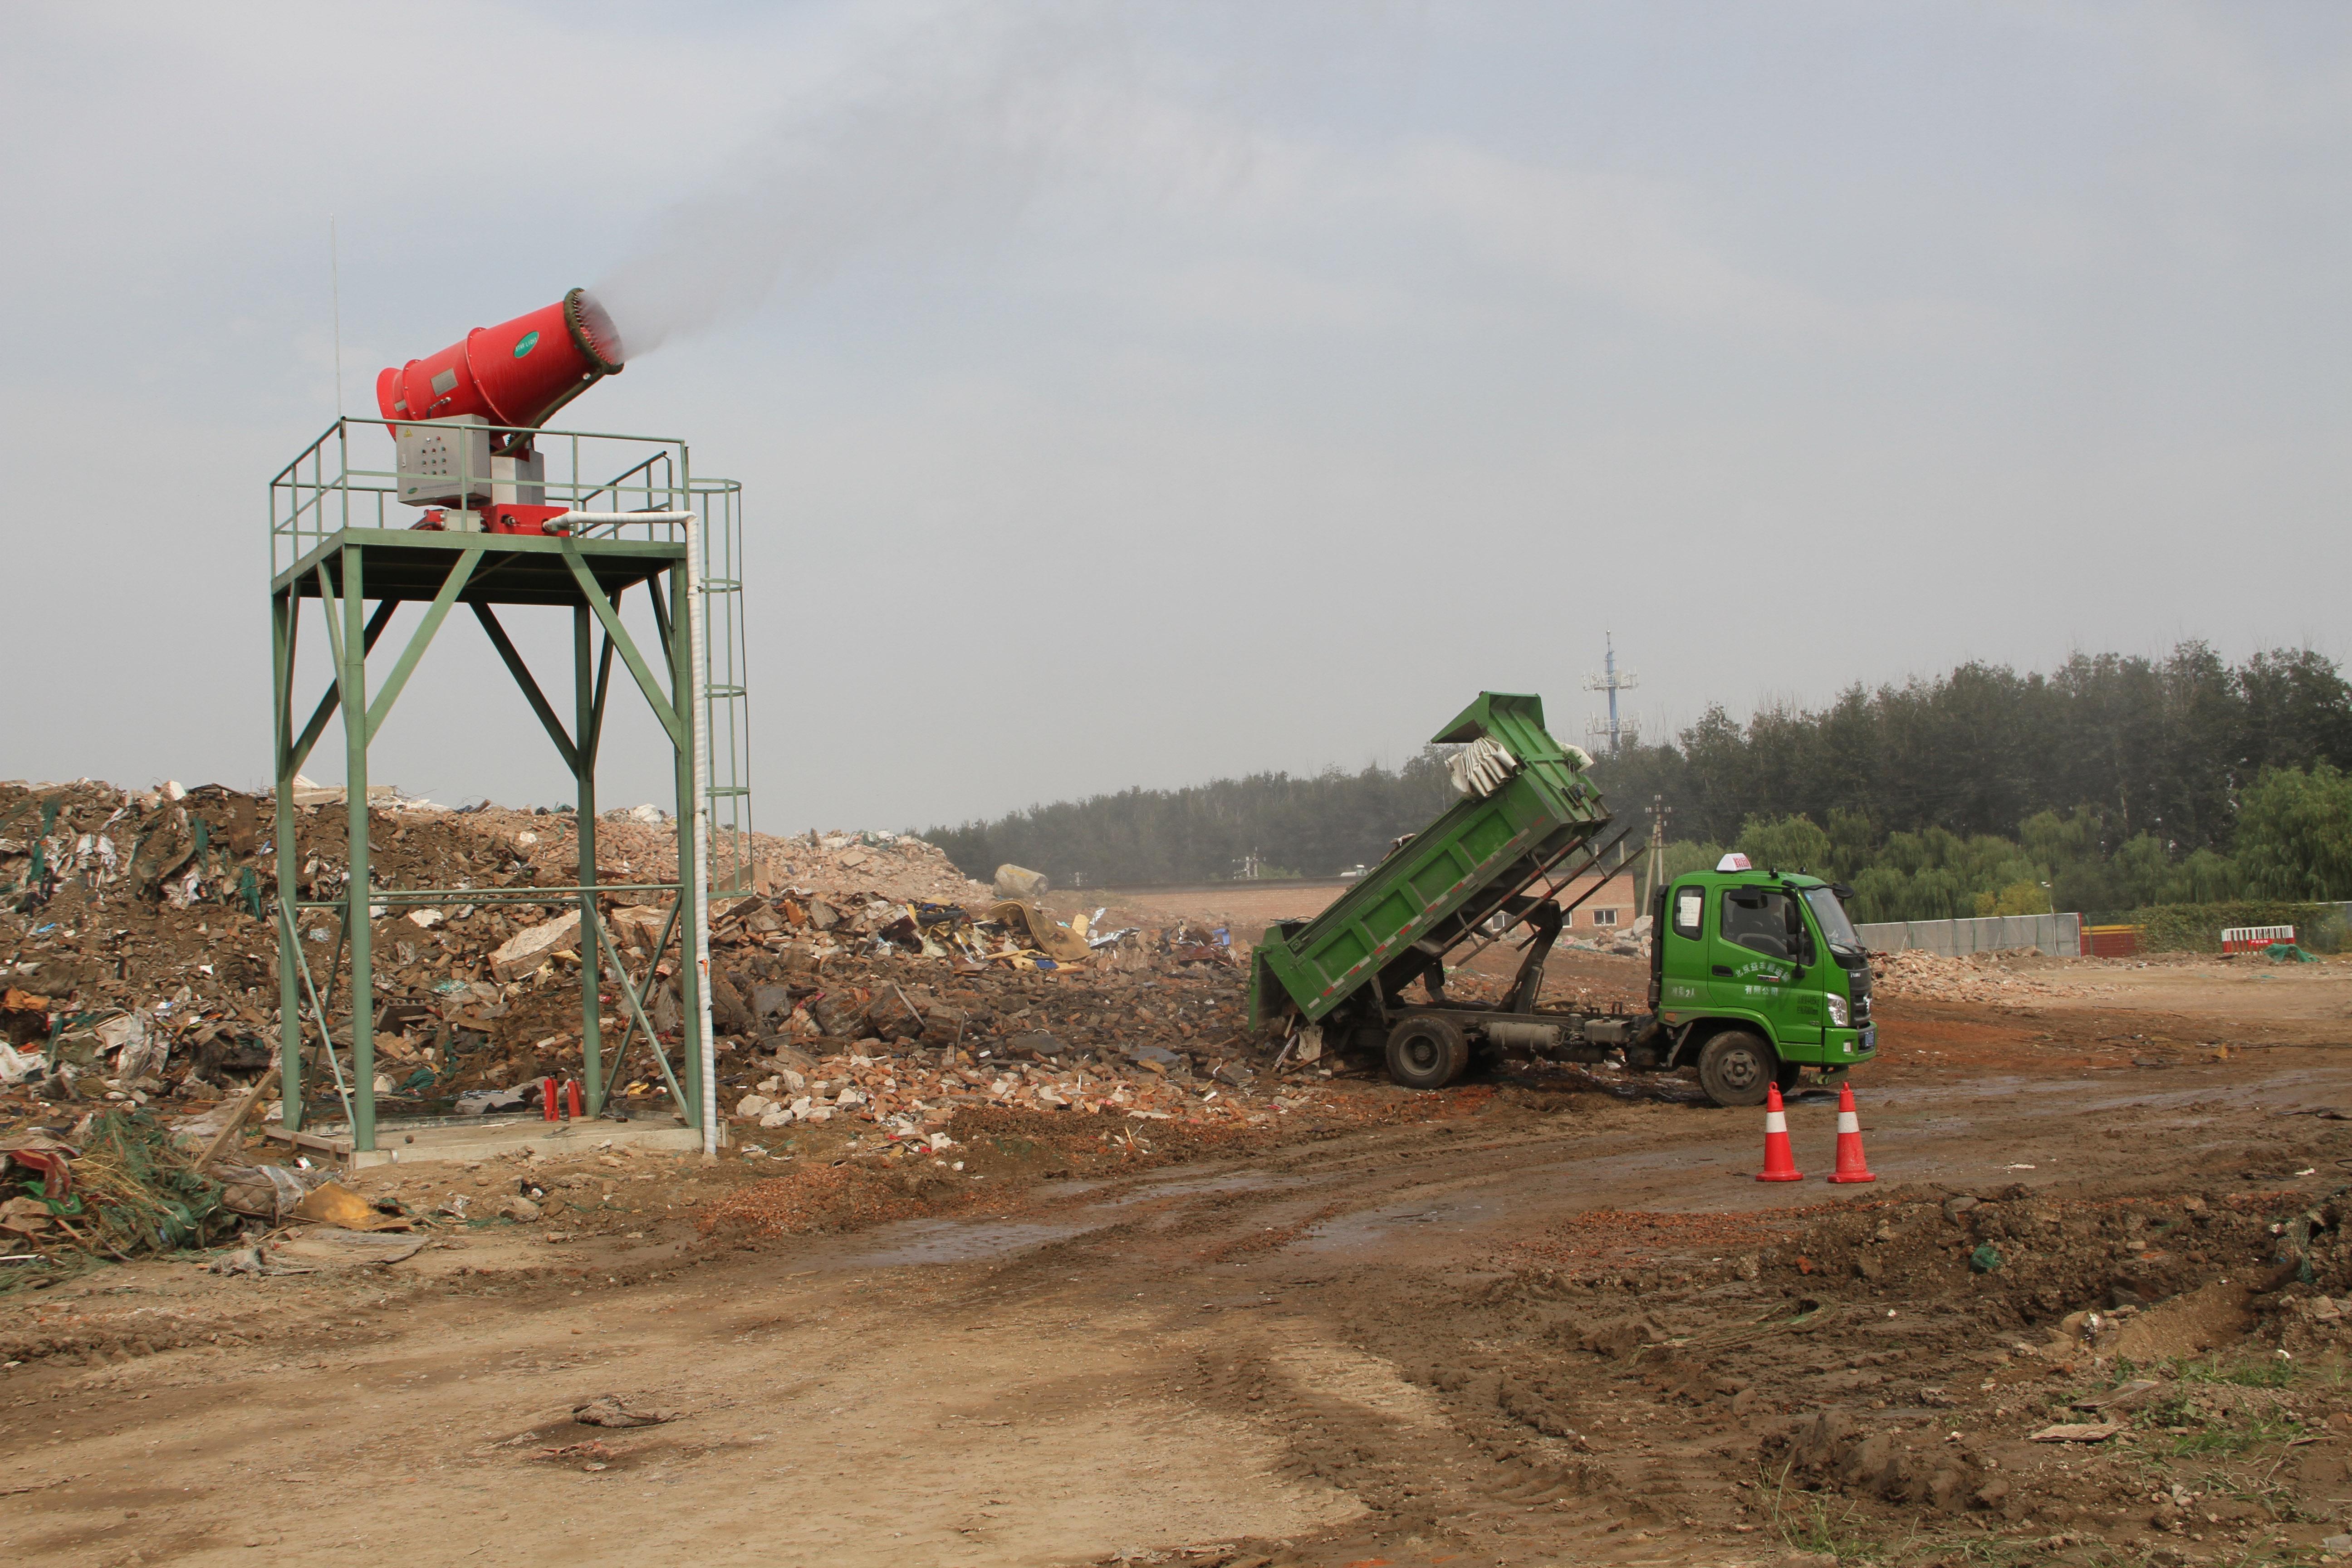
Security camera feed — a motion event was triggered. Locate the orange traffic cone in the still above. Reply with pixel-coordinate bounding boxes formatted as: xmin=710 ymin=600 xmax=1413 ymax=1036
xmin=1826 ymin=1081 xmax=1877 ymax=1184
xmin=1757 ymin=1082 xmax=1803 ymax=1182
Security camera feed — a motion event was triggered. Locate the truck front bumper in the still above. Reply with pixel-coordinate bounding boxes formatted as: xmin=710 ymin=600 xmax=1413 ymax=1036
xmin=1828 ymin=1025 xmax=1877 ymax=1063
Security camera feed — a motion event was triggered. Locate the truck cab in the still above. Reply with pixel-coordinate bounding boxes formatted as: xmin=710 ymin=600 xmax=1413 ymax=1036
xmin=1644 ymin=857 xmax=1876 ymax=1105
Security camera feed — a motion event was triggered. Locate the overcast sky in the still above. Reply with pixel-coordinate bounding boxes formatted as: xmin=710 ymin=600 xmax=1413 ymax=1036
xmin=5 ymin=2 xmax=2347 ymax=833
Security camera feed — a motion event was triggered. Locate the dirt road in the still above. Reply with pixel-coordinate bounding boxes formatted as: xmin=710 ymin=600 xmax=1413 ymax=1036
xmin=14 ymin=967 xmax=2352 ymax=1567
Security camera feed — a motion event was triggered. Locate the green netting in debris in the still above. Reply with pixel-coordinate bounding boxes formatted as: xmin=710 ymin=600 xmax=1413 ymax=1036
xmin=2266 ymin=942 xmax=2319 ymax=963
xmin=59 ymin=1107 xmax=229 ymax=1257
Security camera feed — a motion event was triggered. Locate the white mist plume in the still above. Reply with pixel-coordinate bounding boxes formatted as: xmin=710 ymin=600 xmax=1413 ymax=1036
xmin=593 ymin=6 xmax=1131 ymax=359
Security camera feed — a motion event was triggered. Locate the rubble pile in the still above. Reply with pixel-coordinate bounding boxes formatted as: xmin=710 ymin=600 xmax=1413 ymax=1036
xmin=0 ymin=779 xmax=289 ymax=1107
xmin=1557 ymin=913 xmax=1651 ymax=960
xmin=0 ymin=777 xmax=1324 ymax=1155
xmin=685 ymin=895 xmax=1367 ymax=1142
xmin=1868 ymin=947 xmax=2098 ymax=1004
xmin=457 ymin=805 xmax=995 ymax=909
xmin=722 ymin=979 xmax=1336 ymax=1145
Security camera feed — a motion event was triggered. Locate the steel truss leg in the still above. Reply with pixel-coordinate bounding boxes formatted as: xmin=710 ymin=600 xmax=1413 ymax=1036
xmin=342 ymin=544 xmax=377 ymax=1153
xmin=575 ymin=605 xmax=603 ymax=1118
xmin=272 ymin=588 xmax=304 ymax=1130
xmin=670 ymin=558 xmax=705 ymax=1136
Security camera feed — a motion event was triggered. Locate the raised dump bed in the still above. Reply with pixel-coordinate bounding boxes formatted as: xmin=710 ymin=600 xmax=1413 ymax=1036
xmin=1247 ymin=691 xmax=1610 ymax=1033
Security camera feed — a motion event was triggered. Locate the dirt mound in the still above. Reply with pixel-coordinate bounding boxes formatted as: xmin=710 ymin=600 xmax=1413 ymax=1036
xmin=1417 ymin=1176 xmax=2352 ymax=1561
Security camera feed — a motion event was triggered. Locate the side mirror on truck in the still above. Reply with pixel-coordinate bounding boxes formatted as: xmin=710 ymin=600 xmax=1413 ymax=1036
xmin=1785 ymin=911 xmax=1816 ymax=969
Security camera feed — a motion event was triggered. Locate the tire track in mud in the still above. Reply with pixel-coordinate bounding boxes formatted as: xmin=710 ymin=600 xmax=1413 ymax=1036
xmin=889 ymin=1108 xmax=1765 ymax=1564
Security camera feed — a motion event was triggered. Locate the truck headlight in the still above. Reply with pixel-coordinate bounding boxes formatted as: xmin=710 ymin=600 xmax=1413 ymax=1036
xmin=1825 ymin=994 xmax=1850 ymax=1028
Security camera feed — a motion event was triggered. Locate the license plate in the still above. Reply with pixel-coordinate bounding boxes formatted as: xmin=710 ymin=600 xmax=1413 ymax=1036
xmin=1857 ymin=1026 xmax=1877 ymax=1054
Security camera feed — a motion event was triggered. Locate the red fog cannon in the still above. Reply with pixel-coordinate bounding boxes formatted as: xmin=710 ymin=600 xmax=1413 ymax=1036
xmin=374 ymin=288 xmax=626 ymax=534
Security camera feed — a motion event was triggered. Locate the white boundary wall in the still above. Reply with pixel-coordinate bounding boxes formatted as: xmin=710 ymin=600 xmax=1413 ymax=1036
xmin=1855 ymin=912 xmax=2081 ymax=958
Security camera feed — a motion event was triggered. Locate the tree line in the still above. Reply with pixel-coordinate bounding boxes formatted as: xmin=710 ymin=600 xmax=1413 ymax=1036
xmin=921 ymin=642 xmax=2352 ymax=914
xmin=1607 ymin=642 xmax=2352 ymax=919
xmin=922 ymin=752 xmax=1459 ymax=891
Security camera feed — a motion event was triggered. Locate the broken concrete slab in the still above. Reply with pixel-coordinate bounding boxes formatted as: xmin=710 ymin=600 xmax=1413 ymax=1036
xmin=491 ymin=909 xmax=582 ymax=982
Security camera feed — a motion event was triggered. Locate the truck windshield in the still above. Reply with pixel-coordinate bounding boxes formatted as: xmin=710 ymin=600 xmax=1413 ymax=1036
xmin=1803 ymin=887 xmax=1863 ymax=954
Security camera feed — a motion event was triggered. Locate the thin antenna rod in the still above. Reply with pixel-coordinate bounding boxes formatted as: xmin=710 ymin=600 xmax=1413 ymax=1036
xmin=329 ymin=215 xmax=344 ymax=417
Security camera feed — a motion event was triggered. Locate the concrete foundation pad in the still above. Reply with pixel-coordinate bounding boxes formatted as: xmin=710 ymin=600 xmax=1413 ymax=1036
xmin=264 ymin=1116 xmax=715 ymax=1170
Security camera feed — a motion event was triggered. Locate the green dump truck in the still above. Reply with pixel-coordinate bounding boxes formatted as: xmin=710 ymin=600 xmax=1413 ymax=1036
xmin=1246 ymin=692 xmax=1876 ymax=1106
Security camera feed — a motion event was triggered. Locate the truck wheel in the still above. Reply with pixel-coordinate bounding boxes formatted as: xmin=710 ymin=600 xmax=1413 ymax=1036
xmin=1777 ymin=1060 xmax=1805 ymax=1094
xmin=1386 ymin=1015 xmax=1469 ymax=1091
xmin=1697 ymin=1030 xmax=1778 ymax=1108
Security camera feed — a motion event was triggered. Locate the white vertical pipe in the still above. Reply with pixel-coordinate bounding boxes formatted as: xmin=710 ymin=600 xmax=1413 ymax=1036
xmin=686 ymin=501 xmax=718 ymax=1156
